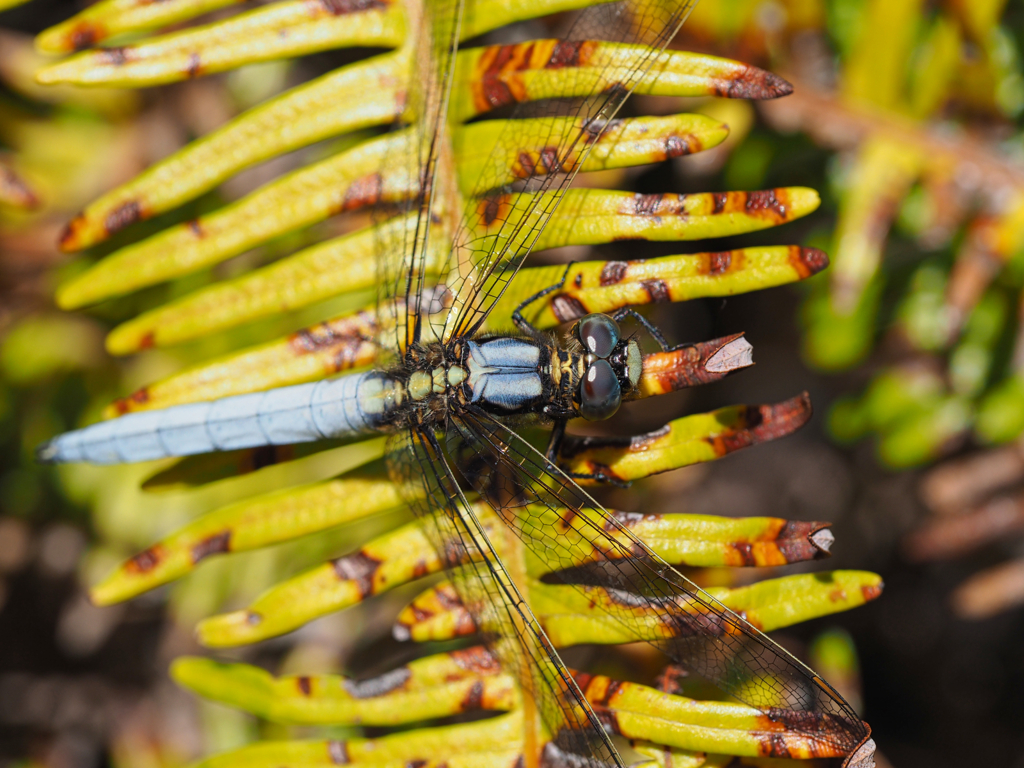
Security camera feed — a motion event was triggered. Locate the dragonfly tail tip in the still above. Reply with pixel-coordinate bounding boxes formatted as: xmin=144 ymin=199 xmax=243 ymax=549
xmin=36 ymin=440 xmax=59 ymax=464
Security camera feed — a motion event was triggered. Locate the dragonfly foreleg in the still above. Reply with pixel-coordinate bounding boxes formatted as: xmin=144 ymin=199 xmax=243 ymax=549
xmin=546 ymin=423 xmax=634 ymax=490
xmin=609 ymin=307 xmax=672 ymax=352
xmin=544 ymin=418 xmax=567 ymax=463
xmin=557 ymin=466 xmax=633 ymax=489
xmin=511 ymin=263 xmax=574 ymax=339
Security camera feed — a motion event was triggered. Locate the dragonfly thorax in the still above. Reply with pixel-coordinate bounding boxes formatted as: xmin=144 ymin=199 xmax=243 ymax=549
xmin=390 ymin=316 xmax=642 ymax=431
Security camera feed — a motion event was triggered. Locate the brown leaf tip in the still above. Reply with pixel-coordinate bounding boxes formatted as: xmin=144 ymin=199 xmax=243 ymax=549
xmin=861 ymin=582 xmax=884 ymax=602
xmin=1 ymin=166 xmax=41 ymax=209
xmin=719 ymin=67 xmax=794 ymax=100
xmin=705 ymin=335 xmax=754 ymax=374
xmin=796 ymin=246 xmax=830 ymax=277
xmin=808 ymin=526 xmax=835 ymax=555
xmin=69 ymin=23 xmax=102 ymax=51
xmin=844 ymin=735 xmax=876 ymax=768
xmin=59 ymin=215 xmax=85 ymax=251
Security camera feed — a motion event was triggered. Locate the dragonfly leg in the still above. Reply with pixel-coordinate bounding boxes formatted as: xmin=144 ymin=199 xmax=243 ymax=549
xmin=545 ymin=419 xmax=567 ymax=463
xmin=610 ymin=307 xmax=671 ymax=351
xmin=545 ymin=419 xmax=631 ymax=488
xmin=511 ymin=263 xmax=574 ymax=338
xmin=559 ymin=467 xmax=633 ymax=489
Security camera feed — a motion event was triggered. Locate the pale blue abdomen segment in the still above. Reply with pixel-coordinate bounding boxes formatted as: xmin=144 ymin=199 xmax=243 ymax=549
xmin=37 ymin=372 xmax=394 ymax=465
xmin=466 ymin=338 xmax=544 ymax=411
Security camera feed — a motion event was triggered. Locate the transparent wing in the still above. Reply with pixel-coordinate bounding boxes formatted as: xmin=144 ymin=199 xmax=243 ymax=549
xmin=377 ymin=0 xmax=698 ymax=356
xmin=385 ymin=427 xmax=625 ymax=766
xmin=447 ymin=407 xmax=875 ymax=765
xmin=435 ymin=0 xmax=698 ymax=343
xmin=374 ymin=0 xmax=464 ymax=362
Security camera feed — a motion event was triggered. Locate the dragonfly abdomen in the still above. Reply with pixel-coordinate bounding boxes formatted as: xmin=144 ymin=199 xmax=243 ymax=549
xmin=37 ymin=371 xmax=395 ymax=465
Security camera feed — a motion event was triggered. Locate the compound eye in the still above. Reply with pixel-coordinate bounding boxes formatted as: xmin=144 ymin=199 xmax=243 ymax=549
xmin=579 ymin=359 xmax=621 ymax=421
xmin=577 ymin=314 xmax=620 ymax=359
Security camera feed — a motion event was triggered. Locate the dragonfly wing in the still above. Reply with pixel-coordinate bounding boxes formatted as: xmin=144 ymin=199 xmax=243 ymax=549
xmin=438 ymin=0 xmax=697 ymax=343
xmin=385 ymin=427 xmax=625 ymax=767
xmin=447 ymin=407 xmax=874 ymax=765
xmin=374 ymin=0 xmax=464 ymax=360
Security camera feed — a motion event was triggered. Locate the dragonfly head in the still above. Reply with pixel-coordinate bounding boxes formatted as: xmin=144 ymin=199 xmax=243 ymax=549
xmin=572 ymin=314 xmax=642 ymax=421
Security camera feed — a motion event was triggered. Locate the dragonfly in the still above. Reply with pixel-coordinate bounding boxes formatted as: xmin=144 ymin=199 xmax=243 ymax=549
xmin=38 ymin=0 xmax=876 ymax=765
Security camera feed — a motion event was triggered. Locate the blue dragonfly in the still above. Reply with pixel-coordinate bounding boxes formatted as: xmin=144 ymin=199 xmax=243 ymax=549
xmin=38 ymin=0 xmax=876 ymax=765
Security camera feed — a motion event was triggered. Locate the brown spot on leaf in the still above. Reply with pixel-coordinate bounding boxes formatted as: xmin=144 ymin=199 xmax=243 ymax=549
xmin=475 ymin=44 xmax=517 ymax=110
xmin=341 ymin=172 xmax=383 ymax=210
xmin=137 ymin=331 xmax=156 ymax=350
xmin=584 ymin=676 xmax=620 ymax=707
xmin=607 ymin=510 xmax=645 ymax=531
xmin=760 ymin=732 xmax=793 ymax=758
xmin=297 ymin=676 xmax=312 ymax=696
xmin=101 ymin=47 xmax=130 ymax=66
xmin=640 ymin=278 xmax=670 ymax=303
xmin=744 ymin=189 xmax=787 ymax=220
xmin=599 ymin=261 xmax=628 ymax=286
xmin=516 ymin=151 xmax=536 ymax=178
xmin=187 ymin=219 xmax=205 ymax=238
xmin=191 ymin=531 xmax=231 ymax=563
xmin=320 ymin=0 xmax=387 ymax=14
xmin=862 ymin=582 xmax=884 ymax=601
xmin=633 ymin=193 xmax=665 ymax=216
xmin=828 ymin=586 xmax=849 ymax=602
xmin=707 ymin=251 xmax=733 ymax=275
xmin=664 ymin=133 xmax=691 ymax=157
xmin=185 ymin=53 xmax=202 ymax=79
xmin=550 ymin=294 xmax=587 ymax=323
xmin=732 ymin=541 xmax=756 ymax=566
xmin=584 ymin=117 xmax=622 ymax=144
xmin=450 ymin=646 xmax=499 ymax=674
xmin=332 ymin=551 xmax=382 ymax=597
xmin=546 ymin=40 xmax=589 ymax=68
xmin=104 ymin=200 xmax=142 ymax=236
xmin=110 ymin=387 xmax=150 ymax=415
xmin=573 ymin=272 xmax=583 ymax=288
xmin=327 ymin=740 xmax=349 ymax=764
xmin=460 ymin=680 xmax=485 ymax=711
xmin=342 ymin=666 xmax=411 ymax=698
xmin=654 ymin=664 xmax=688 ymax=695
xmin=557 ymin=506 xmax=578 ymax=533
xmin=125 ymin=545 xmax=165 ymax=575
xmin=479 ymin=195 xmax=505 ymax=226
xmin=711 ymin=192 xmax=728 ymax=214
xmin=539 ymin=146 xmax=562 ymax=174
